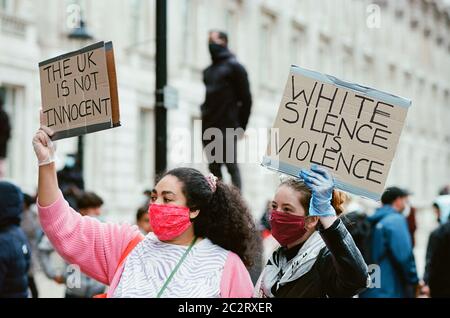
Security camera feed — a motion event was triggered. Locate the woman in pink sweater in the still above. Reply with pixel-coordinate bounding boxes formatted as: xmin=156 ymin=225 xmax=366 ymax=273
xmin=33 ymin=127 xmax=257 ymax=298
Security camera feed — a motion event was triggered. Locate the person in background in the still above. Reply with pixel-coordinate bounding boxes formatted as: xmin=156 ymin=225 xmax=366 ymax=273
xmin=360 ymin=187 xmax=419 ymax=298
xmin=0 ymin=181 xmax=31 ymax=298
xmin=20 ymin=193 xmax=42 ymax=298
xmin=136 ymin=207 xmax=151 ymax=235
xmin=439 ymin=185 xmax=450 ymax=196
xmin=258 ymin=202 xmax=279 ymax=266
xmin=254 ymin=165 xmax=368 ymax=298
xmin=422 ymin=194 xmax=450 ymax=297
xmin=0 ymin=96 xmax=11 ymax=179
xmin=201 ymin=30 xmax=252 ymax=190
xmin=432 ymin=194 xmax=450 ymax=225
xmin=77 ymin=192 xmax=103 ymax=218
xmin=57 ymin=154 xmax=84 ymax=210
xmin=38 ymin=192 xmax=106 ymax=298
xmin=37 ymin=234 xmax=63 ymax=286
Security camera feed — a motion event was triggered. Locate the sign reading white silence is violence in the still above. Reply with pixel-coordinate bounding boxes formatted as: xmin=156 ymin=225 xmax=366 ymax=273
xmin=262 ymin=65 xmax=411 ymax=201
xmin=39 ymin=41 xmax=120 ymax=140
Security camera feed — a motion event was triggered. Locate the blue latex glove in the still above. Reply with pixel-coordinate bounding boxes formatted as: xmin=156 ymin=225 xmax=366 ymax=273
xmin=299 ymin=164 xmax=336 ymax=217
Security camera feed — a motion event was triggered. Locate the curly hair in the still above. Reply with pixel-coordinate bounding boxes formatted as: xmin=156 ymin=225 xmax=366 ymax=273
xmin=163 ymin=168 xmax=258 ymax=267
xmin=279 ymin=178 xmax=347 ymax=216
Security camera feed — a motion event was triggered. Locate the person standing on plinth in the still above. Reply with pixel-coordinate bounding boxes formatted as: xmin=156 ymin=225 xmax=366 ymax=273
xmin=201 ymin=30 xmax=252 ymax=190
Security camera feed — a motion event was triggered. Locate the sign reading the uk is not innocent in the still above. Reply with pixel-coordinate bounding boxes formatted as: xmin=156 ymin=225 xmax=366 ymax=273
xmin=39 ymin=41 xmax=120 ymax=140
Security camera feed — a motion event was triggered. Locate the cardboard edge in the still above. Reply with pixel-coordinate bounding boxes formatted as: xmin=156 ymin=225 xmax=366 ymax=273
xmin=51 ymin=121 xmax=114 ymax=141
xmin=290 ymin=64 xmax=412 ymax=109
xmin=105 ymin=41 xmax=120 ymax=126
xmin=39 ymin=41 xmax=105 ymax=67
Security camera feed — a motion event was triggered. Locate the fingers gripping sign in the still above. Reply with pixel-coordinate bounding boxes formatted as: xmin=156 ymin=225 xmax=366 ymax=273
xmin=299 ymin=164 xmax=336 ymax=217
xmin=32 ymin=110 xmax=57 ymax=166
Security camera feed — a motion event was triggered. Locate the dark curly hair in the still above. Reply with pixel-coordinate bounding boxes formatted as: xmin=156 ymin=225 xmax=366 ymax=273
xmin=162 ymin=167 xmax=258 ymax=267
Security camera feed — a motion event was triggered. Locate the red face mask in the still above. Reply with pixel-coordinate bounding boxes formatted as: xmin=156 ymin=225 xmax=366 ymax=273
xmin=148 ymin=204 xmax=192 ymax=241
xmin=270 ymin=210 xmax=308 ymax=247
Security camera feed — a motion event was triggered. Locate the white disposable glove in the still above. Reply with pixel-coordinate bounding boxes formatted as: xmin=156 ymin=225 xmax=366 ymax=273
xmin=32 ymin=125 xmax=57 ymax=166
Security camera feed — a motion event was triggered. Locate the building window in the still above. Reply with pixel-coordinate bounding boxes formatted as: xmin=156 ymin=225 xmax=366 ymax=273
xmin=259 ymin=11 xmax=277 ymax=89
xmin=447 ymin=155 xmax=450 ymax=184
xmin=403 ymin=72 xmax=414 ymax=128
xmin=184 ymin=0 xmax=207 ymax=71
xmin=407 ymin=144 xmax=414 ymax=188
xmin=130 ymin=0 xmax=142 ymax=45
xmin=422 ymin=156 xmax=429 ymax=199
xmin=0 ymin=86 xmax=16 ymax=166
xmin=224 ymin=2 xmax=240 ymax=52
xmin=0 ymin=0 xmax=14 ymax=13
xmin=362 ymin=55 xmax=375 ymax=85
xmin=290 ymin=24 xmax=306 ymax=68
xmin=418 ymin=78 xmax=425 ymax=130
xmin=431 ymin=84 xmax=438 ymax=133
xmin=445 ymin=90 xmax=450 ymax=142
xmin=0 ymin=85 xmax=28 ymax=181
xmin=181 ymin=0 xmax=193 ymax=64
xmin=137 ymin=108 xmax=154 ymax=184
xmin=127 ymin=0 xmax=155 ymax=56
xmin=318 ymin=34 xmax=331 ymax=74
xmin=342 ymin=48 xmax=354 ymax=80
xmin=388 ymin=64 xmax=397 ymax=93
xmin=403 ymin=72 xmax=412 ymax=92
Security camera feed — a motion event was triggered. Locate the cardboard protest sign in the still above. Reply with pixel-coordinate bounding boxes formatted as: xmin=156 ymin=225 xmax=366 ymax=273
xmin=262 ymin=65 xmax=411 ymax=200
xmin=39 ymin=41 xmax=120 ymax=140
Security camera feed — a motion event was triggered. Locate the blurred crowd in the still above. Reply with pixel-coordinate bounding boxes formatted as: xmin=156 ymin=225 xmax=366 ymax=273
xmin=1 ymin=29 xmax=449 ymax=299
xmin=0 ymin=153 xmax=154 ymax=298
xmin=1 ymin=162 xmax=450 ymax=297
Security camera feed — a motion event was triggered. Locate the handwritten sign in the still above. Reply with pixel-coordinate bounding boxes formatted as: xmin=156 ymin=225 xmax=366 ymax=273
xmin=39 ymin=41 xmax=120 ymax=140
xmin=262 ymin=65 xmax=411 ymax=200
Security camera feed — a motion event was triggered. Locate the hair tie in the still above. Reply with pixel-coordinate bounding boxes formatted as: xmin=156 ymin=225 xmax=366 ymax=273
xmin=206 ymin=173 xmax=218 ymax=193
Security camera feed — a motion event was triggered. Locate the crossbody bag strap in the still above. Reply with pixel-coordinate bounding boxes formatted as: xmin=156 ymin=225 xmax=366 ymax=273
xmin=156 ymin=236 xmax=198 ymax=298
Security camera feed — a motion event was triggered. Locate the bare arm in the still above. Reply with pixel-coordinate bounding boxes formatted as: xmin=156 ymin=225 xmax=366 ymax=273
xmin=320 ymin=216 xmax=338 ymax=230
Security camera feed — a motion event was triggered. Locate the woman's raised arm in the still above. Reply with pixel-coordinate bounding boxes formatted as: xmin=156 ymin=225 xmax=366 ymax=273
xmin=33 ymin=126 xmax=59 ymax=206
xmin=33 ymin=128 xmax=142 ymax=285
